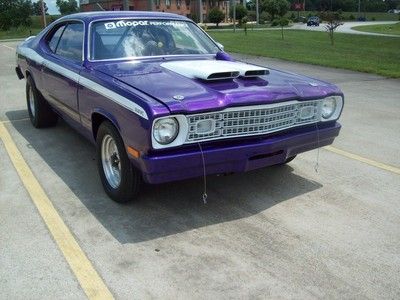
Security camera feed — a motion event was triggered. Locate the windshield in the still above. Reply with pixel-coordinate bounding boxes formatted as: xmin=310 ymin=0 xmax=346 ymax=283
xmin=90 ymin=19 xmax=220 ymax=60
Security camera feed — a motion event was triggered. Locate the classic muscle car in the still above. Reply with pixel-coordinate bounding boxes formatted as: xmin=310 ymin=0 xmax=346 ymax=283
xmin=15 ymin=11 xmax=343 ymax=202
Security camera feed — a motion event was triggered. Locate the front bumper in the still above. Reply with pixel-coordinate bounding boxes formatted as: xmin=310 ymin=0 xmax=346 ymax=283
xmin=139 ymin=122 xmax=341 ymax=184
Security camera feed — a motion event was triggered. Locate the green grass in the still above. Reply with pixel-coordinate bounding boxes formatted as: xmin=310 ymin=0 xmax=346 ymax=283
xmin=287 ymin=11 xmax=400 ymax=21
xmin=0 ymin=15 xmax=60 ymax=40
xmin=352 ymin=22 xmax=400 ymax=35
xmin=209 ymin=30 xmax=400 ymax=78
xmin=0 ymin=27 xmax=42 ymax=40
xmin=30 ymin=15 xmax=61 ymax=28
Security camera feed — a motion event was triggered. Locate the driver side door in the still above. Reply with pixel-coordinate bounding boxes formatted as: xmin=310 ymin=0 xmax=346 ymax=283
xmin=41 ymin=21 xmax=84 ymax=124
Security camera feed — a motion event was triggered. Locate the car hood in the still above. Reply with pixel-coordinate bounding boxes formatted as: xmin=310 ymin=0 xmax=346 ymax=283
xmin=92 ymin=58 xmax=342 ymax=115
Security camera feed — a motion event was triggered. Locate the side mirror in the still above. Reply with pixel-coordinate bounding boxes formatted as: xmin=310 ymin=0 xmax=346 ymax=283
xmin=216 ymin=42 xmax=224 ymax=51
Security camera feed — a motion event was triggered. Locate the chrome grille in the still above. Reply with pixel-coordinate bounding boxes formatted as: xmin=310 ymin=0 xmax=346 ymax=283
xmin=186 ymin=100 xmax=321 ymax=143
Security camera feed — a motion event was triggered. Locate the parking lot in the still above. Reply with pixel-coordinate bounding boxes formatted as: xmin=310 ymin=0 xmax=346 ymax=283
xmin=1 ymin=40 xmax=399 ymax=299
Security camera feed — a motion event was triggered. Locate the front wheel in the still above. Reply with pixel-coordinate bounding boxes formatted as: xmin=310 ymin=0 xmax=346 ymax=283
xmin=96 ymin=121 xmax=141 ymax=203
xmin=278 ymin=155 xmax=297 ymax=165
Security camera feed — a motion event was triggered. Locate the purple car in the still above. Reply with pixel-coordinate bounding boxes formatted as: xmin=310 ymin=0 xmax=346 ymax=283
xmin=15 ymin=11 xmax=343 ymax=202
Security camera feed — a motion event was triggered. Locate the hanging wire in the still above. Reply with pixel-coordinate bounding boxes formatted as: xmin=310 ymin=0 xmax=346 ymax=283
xmin=198 ymin=143 xmax=208 ymax=204
xmin=314 ymin=122 xmax=320 ymax=173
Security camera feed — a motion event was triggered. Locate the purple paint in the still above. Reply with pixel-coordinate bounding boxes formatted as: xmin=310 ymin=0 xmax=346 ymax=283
xmin=16 ymin=11 xmax=344 ymax=185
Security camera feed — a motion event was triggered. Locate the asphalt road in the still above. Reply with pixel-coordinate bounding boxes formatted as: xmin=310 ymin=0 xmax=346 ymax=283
xmin=0 ymin=41 xmax=399 ymax=299
xmin=291 ymin=21 xmax=400 ymax=37
xmin=209 ymin=21 xmax=400 ymax=38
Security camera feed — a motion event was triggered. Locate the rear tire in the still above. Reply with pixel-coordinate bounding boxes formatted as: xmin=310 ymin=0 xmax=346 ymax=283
xmin=96 ymin=121 xmax=141 ymax=203
xmin=26 ymin=76 xmax=58 ymax=128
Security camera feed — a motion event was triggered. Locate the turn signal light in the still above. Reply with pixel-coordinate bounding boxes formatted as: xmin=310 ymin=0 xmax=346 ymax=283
xmin=127 ymin=146 xmax=140 ymax=158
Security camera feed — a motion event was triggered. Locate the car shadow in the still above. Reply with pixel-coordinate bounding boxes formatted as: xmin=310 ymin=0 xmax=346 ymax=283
xmin=7 ymin=110 xmax=322 ymax=244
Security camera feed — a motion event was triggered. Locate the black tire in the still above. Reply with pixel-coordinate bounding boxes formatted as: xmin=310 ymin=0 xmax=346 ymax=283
xmin=279 ymin=155 xmax=297 ymax=165
xmin=26 ymin=75 xmax=58 ymax=128
xmin=96 ymin=121 xmax=141 ymax=203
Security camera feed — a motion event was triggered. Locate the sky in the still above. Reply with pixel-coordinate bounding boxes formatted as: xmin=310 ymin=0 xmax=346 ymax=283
xmin=47 ymin=0 xmax=60 ymax=15
xmin=47 ymin=0 xmax=82 ymax=15
xmin=44 ymin=0 xmax=60 ymax=15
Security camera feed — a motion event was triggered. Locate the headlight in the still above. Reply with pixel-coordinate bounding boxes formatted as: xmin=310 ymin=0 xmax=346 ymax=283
xmin=153 ymin=117 xmax=179 ymax=144
xmin=321 ymin=97 xmax=337 ymax=119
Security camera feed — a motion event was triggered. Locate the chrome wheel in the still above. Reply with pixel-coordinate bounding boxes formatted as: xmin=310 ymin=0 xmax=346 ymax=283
xmin=28 ymin=86 xmax=35 ymax=118
xmin=101 ymin=134 xmax=121 ymax=189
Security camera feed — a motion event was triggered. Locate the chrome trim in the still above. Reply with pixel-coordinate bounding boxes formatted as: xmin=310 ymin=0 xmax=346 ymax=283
xmin=28 ymin=85 xmax=35 ymax=118
xmin=16 ymin=47 xmax=149 ymax=120
xmin=184 ymin=100 xmax=322 ymax=143
xmin=151 ymin=115 xmax=188 ymax=150
xmin=151 ymin=97 xmax=343 ymax=149
xmin=320 ymin=96 xmax=343 ymax=122
xmin=101 ymin=134 xmax=121 ymax=189
xmin=87 ymin=54 xmax=217 ymax=63
xmin=43 ymin=18 xmax=86 ymax=63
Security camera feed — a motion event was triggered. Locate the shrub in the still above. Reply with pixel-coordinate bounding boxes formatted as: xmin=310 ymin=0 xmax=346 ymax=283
xmin=247 ymin=11 xmax=256 ymax=22
xmin=348 ymin=14 xmax=355 ymax=20
xmin=279 ymin=17 xmax=289 ymax=39
xmin=208 ymin=8 xmax=225 ymax=27
xmin=230 ymin=4 xmax=248 ymax=25
xmin=271 ymin=19 xmax=280 ymax=26
xmin=260 ymin=11 xmax=269 ymax=24
xmin=261 ymin=0 xmax=290 ymax=21
xmin=279 ymin=17 xmax=289 ymax=26
xmin=188 ymin=14 xmax=197 ymax=22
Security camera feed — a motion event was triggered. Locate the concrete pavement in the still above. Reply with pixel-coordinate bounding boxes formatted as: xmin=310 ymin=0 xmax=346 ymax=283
xmin=0 ymin=41 xmax=399 ymax=299
xmin=291 ymin=21 xmax=400 ymax=37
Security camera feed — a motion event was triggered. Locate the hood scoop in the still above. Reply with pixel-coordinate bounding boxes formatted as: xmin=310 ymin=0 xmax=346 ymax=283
xmin=233 ymin=62 xmax=270 ymax=77
xmin=207 ymin=71 xmax=240 ymax=80
xmin=243 ymin=69 xmax=269 ymax=77
xmin=161 ymin=60 xmax=269 ymax=81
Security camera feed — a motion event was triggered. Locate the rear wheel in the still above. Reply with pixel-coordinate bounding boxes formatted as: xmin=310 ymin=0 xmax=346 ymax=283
xmin=26 ymin=76 xmax=58 ymax=128
xmin=96 ymin=121 xmax=141 ymax=203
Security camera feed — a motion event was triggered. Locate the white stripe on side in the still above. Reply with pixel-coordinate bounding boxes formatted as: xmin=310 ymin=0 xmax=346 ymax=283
xmin=17 ymin=46 xmax=148 ymax=120
xmin=78 ymin=77 xmax=148 ymax=119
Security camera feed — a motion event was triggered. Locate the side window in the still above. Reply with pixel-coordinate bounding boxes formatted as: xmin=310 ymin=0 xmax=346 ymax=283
xmin=48 ymin=25 xmax=66 ymax=53
xmin=56 ymin=23 xmax=84 ymax=62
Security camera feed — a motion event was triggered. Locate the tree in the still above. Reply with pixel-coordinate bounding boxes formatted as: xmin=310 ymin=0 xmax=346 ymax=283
xmin=242 ymin=16 xmax=249 ymax=34
xmin=208 ymin=8 xmax=225 ymax=27
xmin=0 ymin=0 xmax=32 ymax=30
xmin=320 ymin=11 xmax=343 ymax=45
xmin=279 ymin=17 xmax=289 ymax=39
xmin=230 ymin=4 xmax=248 ymax=25
xmin=32 ymin=1 xmax=48 ymax=16
xmin=365 ymin=0 xmax=388 ymax=12
xmin=261 ymin=0 xmax=289 ymax=21
xmin=246 ymin=0 xmax=256 ymax=10
xmin=56 ymin=0 xmax=78 ymax=15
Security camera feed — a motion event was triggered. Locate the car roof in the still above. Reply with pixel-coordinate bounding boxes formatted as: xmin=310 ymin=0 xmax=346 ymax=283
xmin=58 ymin=11 xmax=189 ymax=23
